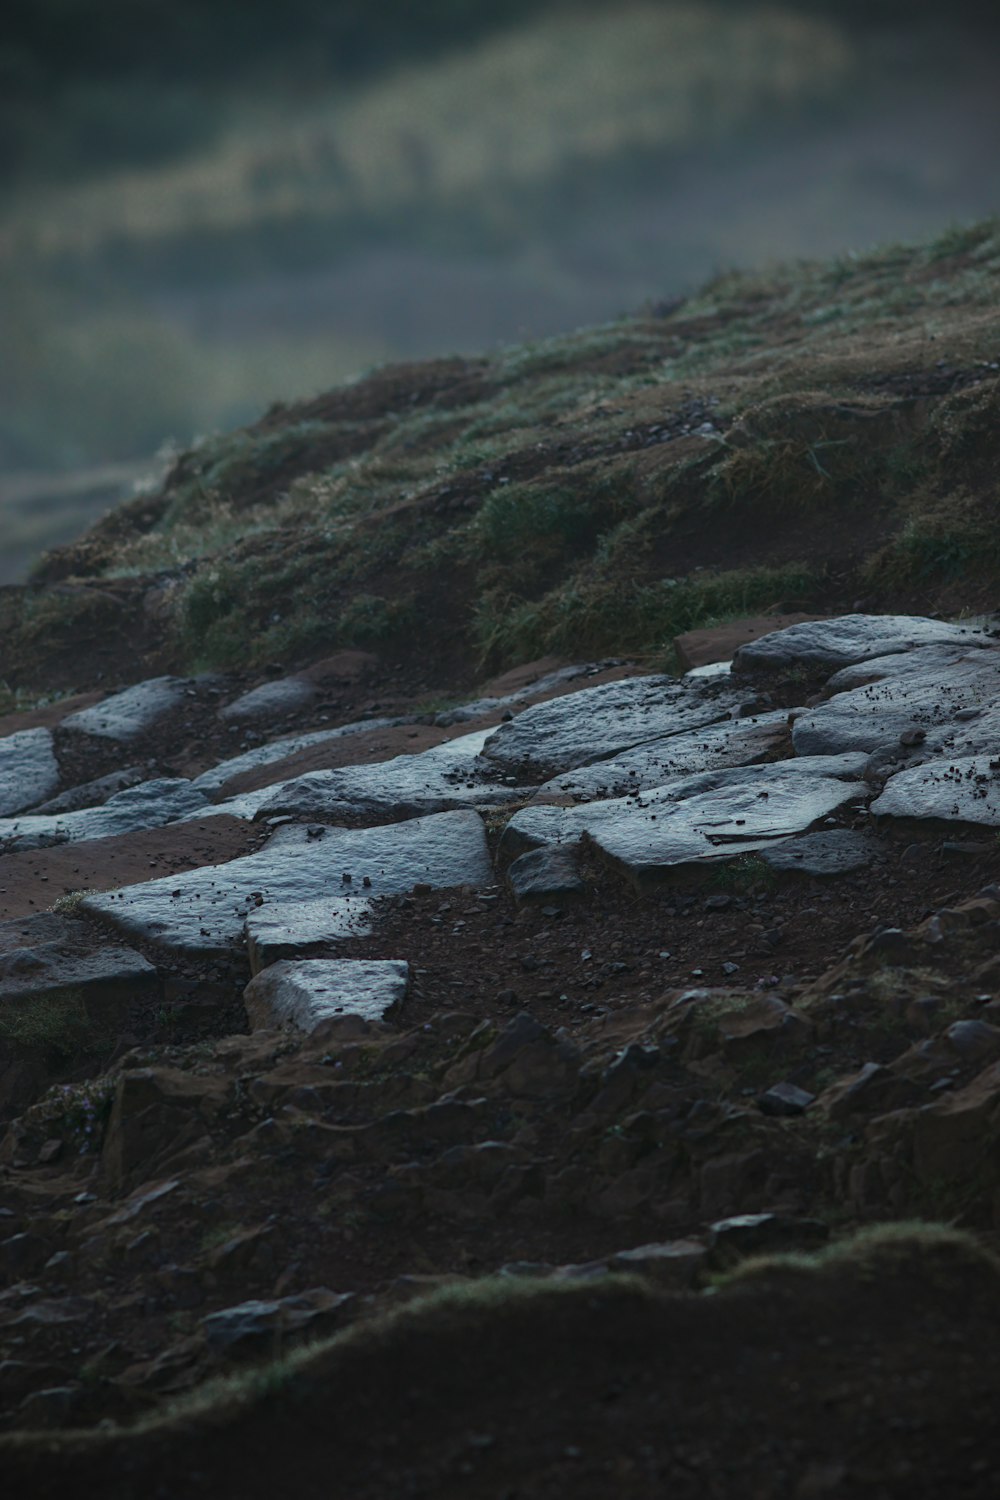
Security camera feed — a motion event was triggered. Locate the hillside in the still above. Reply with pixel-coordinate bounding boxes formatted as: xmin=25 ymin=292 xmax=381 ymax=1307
xmin=2 ymin=224 xmax=1000 ymax=1495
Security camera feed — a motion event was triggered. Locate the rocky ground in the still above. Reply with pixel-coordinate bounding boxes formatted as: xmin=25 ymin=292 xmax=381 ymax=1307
xmin=2 ymin=608 xmax=1000 ymax=1495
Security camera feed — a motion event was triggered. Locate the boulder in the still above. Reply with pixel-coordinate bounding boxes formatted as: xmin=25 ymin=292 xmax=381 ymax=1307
xmin=0 ymin=779 xmax=211 ymax=852
xmin=0 ymin=730 xmax=60 ymax=817
xmin=733 ymin=614 xmax=993 ymax=675
xmin=871 ymin=754 xmax=1000 ymax=828
xmin=245 ymin=896 xmax=375 ymax=975
xmin=60 ymin=677 xmax=195 ymax=742
xmin=244 ymin=959 xmax=409 ymax=1032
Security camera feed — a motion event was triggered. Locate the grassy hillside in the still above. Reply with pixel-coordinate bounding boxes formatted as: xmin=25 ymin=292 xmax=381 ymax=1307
xmin=3 ymin=217 xmax=999 ymax=694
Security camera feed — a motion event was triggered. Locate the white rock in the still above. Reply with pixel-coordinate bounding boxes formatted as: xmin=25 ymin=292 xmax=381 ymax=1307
xmin=872 ymin=754 xmax=1000 ymax=827
xmin=218 ymin=677 xmax=318 ymax=724
xmin=244 ymin=958 xmax=409 ymax=1031
xmin=191 ymin=717 xmax=407 ymax=794
xmin=0 ymin=728 xmax=60 ymax=816
xmin=733 ymin=614 xmax=994 ymax=675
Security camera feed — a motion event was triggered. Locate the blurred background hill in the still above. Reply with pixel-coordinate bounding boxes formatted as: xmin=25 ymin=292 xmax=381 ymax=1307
xmin=2 ymin=0 xmax=999 ymax=579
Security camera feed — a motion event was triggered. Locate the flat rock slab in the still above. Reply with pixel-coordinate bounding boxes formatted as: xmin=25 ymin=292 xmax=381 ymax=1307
xmin=432 ymin=662 xmax=602 ymax=726
xmin=871 ymin=754 xmax=1000 ymax=827
xmin=32 ymin=766 xmax=146 ymax=815
xmin=0 ymin=729 xmax=60 ymax=817
xmin=500 ymin=761 xmax=868 ymax=885
xmin=80 ymin=810 xmax=494 ymax=957
xmin=254 ymin=728 xmax=523 ymax=821
xmin=191 ymin=717 xmax=412 ymax=796
xmin=501 ymin=756 xmax=870 ymax=864
xmin=758 ymin=829 xmax=881 ymax=877
xmin=246 ymin=896 xmax=375 ymax=976
xmin=218 ymin=677 xmax=318 ymax=725
xmin=792 ymin=651 xmax=1000 ymax=757
xmin=480 ymin=675 xmax=744 ymax=780
xmin=674 ymin=614 xmax=821 ymax=671
xmin=0 ymin=816 xmax=260 ymax=923
xmin=507 ymin=845 xmax=586 ymax=905
xmin=244 ymin=958 xmax=409 ymax=1031
xmin=60 ymin=677 xmax=194 ymax=742
xmin=0 ymin=912 xmax=157 ymax=1010
xmin=541 ymin=711 xmax=790 ymax=801
xmin=0 ymin=779 xmax=210 ymax=853
xmin=733 ymin=613 xmax=994 ymax=675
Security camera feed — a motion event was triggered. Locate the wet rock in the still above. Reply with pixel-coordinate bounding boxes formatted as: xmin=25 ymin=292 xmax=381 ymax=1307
xmin=245 ymin=896 xmax=374 ymax=975
xmin=0 ymin=912 xmax=156 ymax=1020
xmin=81 ymin=809 xmax=493 ymax=957
xmin=192 ymin=716 xmax=409 ymax=795
xmin=61 ymin=677 xmax=195 ymax=742
xmin=218 ymin=676 xmax=318 ymax=724
xmin=708 ymin=1212 xmax=829 ymax=1264
xmin=871 ymin=753 xmax=1000 ymax=828
xmin=0 ymin=778 xmax=211 ymax=852
xmin=31 ymin=766 xmax=146 ymax=815
xmin=433 ymin=663 xmax=596 ymax=726
xmin=0 ymin=730 xmax=60 ymax=817
xmin=506 ymin=845 xmax=586 ymax=905
xmin=481 ymin=674 xmax=744 ymax=780
xmin=793 ymin=652 xmax=1000 ymax=758
xmin=758 ymin=829 xmax=880 ymax=877
xmin=244 ymin=959 xmax=409 ymax=1032
xmin=541 ymin=711 xmax=792 ymax=801
xmin=733 ymin=614 xmax=992 ymax=675
xmin=675 ymin=615 xmax=823 ymax=671
xmin=254 ymin=728 xmax=524 ymax=821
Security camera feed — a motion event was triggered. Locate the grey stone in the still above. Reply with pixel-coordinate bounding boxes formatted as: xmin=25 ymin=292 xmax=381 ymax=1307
xmin=758 ymin=829 xmax=879 ymax=877
xmin=254 ymin=727 xmax=526 ymax=821
xmin=757 ymin=1082 xmax=816 ymax=1116
xmin=499 ymin=760 xmax=870 ymax=872
xmin=31 ymin=766 xmax=146 ymax=815
xmin=60 ymin=677 xmax=193 ymax=742
xmin=192 ymin=716 xmax=407 ymax=794
xmin=0 ymin=779 xmax=210 ymax=852
xmin=244 ymin=958 xmax=409 ymax=1031
xmin=608 ymin=1239 xmax=707 ymax=1286
xmin=540 ymin=710 xmax=791 ymax=801
xmin=433 ymin=663 xmax=595 ymax=726
xmin=871 ymin=754 xmax=1000 ymax=827
xmin=0 ymin=913 xmax=157 ymax=1008
xmin=246 ymin=896 xmax=375 ymax=975
xmin=218 ymin=676 xmax=318 ymax=724
xmin=80 ymin=810 xmax=493 ymax=957
xmin=200 ymin=1289 xmax=352 ymax=1351
xmin=792 ymin=651 xmax=1000 ymax=757
xmin=0 ymin=729 xmax=60 ymax=816
xmin=506 ymin=845 xmax=586 ymax=905
xmin=480 ymin=674 xmax=745 ymax=780
xmin=708 ymin=1213 xmax=829 ymax=1262
xmin=733 ymin=613 xmax=993 ymax=675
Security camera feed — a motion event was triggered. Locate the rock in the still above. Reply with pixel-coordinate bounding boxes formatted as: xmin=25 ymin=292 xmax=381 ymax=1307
xmin=871 ymin=754 xmax=1000 ymax=828
xmin=506 ymin=845 xmax=586 ymax=905
xmin=192 ymin=716 xmax=409 ymax=795
xmin=480 ymin=674 xmax=745 ymax=780
xmin=0 ymin=912 xmax=156 ymax=1011
xmin=792 ymin=651 xmax=1000 ymax=757
xmin=733 ymin=614 xmax=992 ymax=675
xmin=218 ymin=676 xmax=318 ymax=724
xmin=0 ymin=778 xmax=211 ymax=852
xmin=608 ymin=1239 xmax=707 ymax=1287
xmin=757 ymin=1082 xmax=816 ymax=1117
xmin=501 ymin=762 xmax=868 ymax=887
xmin=245 ymin=896 xmax=374 ymax=975
xmin=758 ymin=829 xmax=880 ymax=877
xmin=244 ymin=958 xmax=409 ymax=1032
xmin=708 ymin=1212 xmax=829 ymax=1264
xmin=675 ymin=614 xmax=823 ymax=671
xmin=31 ymin=766 xmax=146 ymax=815
xmin=81 ymin=810 xmax=493 ymax=957
xmin=102 ymin=1070 xmax=231 ymax=1187
xmin=540 ymin=711 xmax=792 ymax=801
xmin=820 ymin=1061 xmax=921 ymax=1120
xmin=60 ymin=677 xmax=195 ymax=742
xmin=0 ymin=730 xmax=60 ymax=816
xmin=432 ymin=663 xmax=597 ymax=726
xmin=254 ymin=728 xmax=525 ymax=821
xmin=200 ymin=1289 xmax=353 ymax=1354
